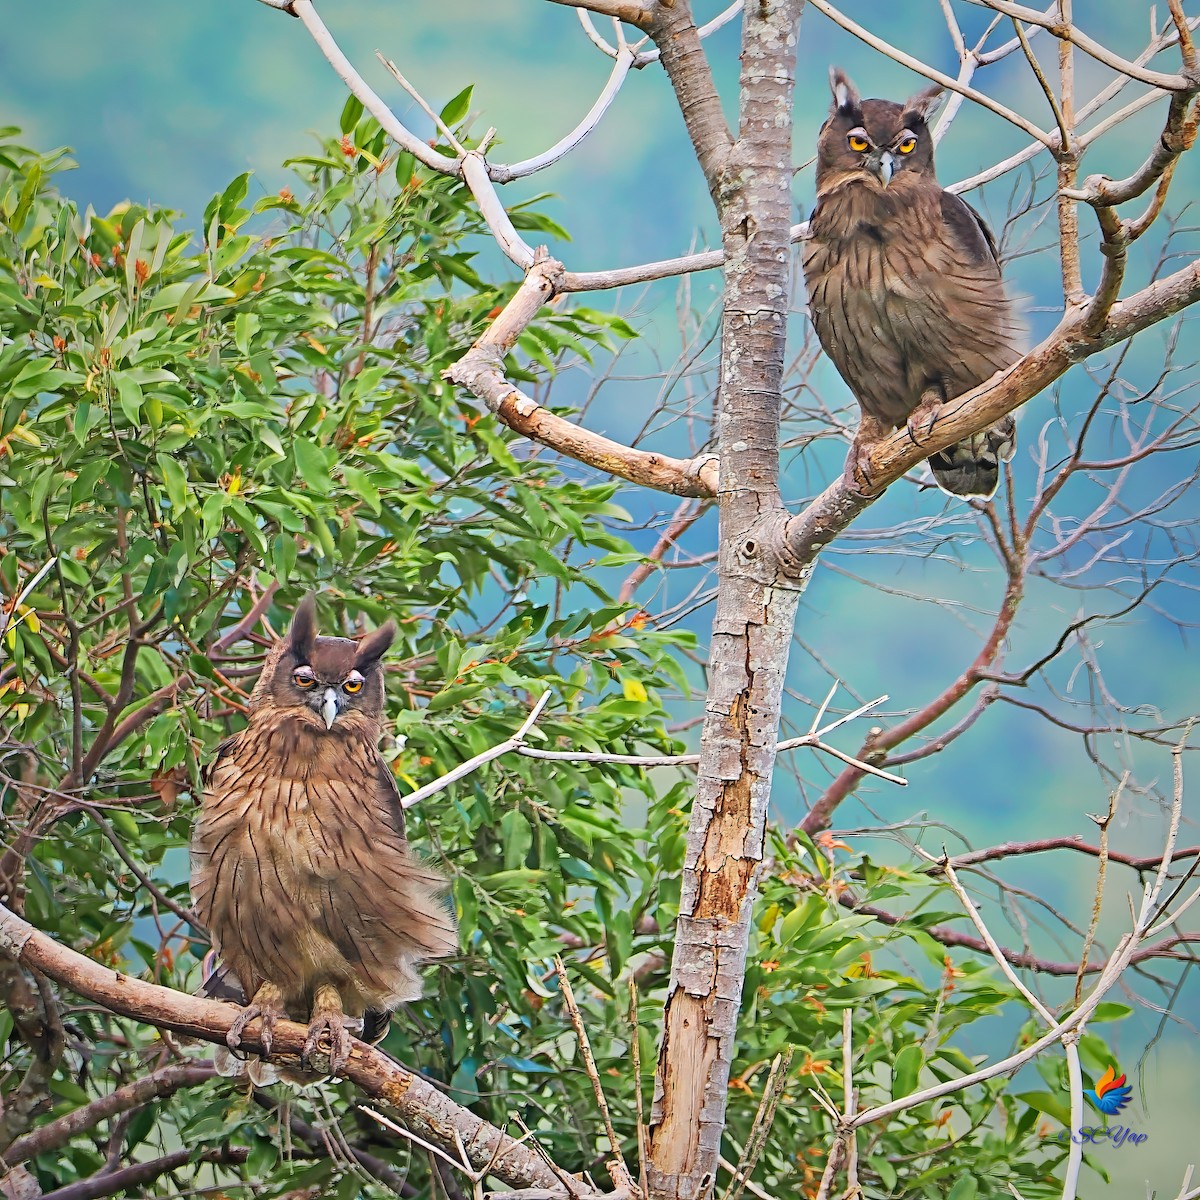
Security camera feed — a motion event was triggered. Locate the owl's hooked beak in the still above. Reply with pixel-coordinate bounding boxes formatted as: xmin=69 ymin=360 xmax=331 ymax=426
xmin=865 ymin=148 xmax=896 ymax=187
xmin=319 ymin=687 xmax=340 ymax=730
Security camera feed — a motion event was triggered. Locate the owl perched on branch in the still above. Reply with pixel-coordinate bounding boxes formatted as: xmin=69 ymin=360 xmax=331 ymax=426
xmin=191 ymin=595 xmax=456 ymax=1079
xmin=802 ymin=68 xmax=1024 ymax=498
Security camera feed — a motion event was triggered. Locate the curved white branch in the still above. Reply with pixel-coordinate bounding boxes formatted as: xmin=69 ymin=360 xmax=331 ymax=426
xmin=949 ymin=9 xmax=1199 ymax=195
xmin=578 ymin=1 xmax=743 ymax=66
xmin=495 ymin=39 xmax=635 ymax=180
xmin=577 ymin=9 xmax=617 ymax=56
xmin=290 ymin=0 xmax=458 ymax=175
xmin=849 ymin=732 xmax=1191 ymax=1135
xmin=560 ymin=220 xmax=813 ymax=293
xmin=963 ymin=0 xmax=1197 ymax=90
xmin=461 ymin=152 xmax=537 ymax=269
xmin=560 ymin=247 xmax=724 ymax=292
xmin=398 ymin=691 xmax=553 ymax=810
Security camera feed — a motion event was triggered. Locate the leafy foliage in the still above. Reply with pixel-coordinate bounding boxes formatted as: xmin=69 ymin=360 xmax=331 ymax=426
xmin=0 ymin=115 xmax=1095 ymax=1198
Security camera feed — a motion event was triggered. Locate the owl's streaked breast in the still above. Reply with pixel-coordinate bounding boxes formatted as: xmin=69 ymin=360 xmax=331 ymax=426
xmin=803 ymin=177 xmax=1020 ymax=427
xmin=192 ymin=714 xmax=452 ymax=1016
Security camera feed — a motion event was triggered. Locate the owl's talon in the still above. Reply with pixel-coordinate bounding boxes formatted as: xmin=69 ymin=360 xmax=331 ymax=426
xmin=227 ymin=983 xmax=285 ymax=1056
xmin=302 ymin=1012 xmax=352 ymax=1076
xmin=905 ymin=390 xmax=945 ymax=447
xmin=303 ymin=982 xmax=352 ymax=1076
xmin=845 ymin=439 xmax=882 ymax=496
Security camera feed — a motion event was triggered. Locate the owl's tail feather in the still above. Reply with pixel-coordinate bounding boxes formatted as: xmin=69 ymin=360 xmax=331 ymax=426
xmin=927 ymin=414 xmax=1016 ymax=498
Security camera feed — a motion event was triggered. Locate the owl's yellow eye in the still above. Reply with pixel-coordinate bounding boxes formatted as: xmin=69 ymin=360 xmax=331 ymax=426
xmin=848 ymin=134 xmax=869 ymax=153
xmin=293 ymin=667 xmax=316 ymax=689
xmin=897 ymin=136 xmax=917 ymax=154
xmin=342 ymin=676 xmax=364 ymax=694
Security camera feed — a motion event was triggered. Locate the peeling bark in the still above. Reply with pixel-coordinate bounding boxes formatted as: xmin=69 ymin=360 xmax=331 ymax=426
xmin=646 ymin=4 xmax=806 ymax=1198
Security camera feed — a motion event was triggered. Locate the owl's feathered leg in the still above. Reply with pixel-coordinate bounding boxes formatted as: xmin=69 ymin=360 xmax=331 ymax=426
xmin=845 ymin=411 xmax=892 ymax=494
xmin=227 ymin=980 xmax=286 ymax=1056
xmin=303 ymin=982 xmax=353 ymax=1076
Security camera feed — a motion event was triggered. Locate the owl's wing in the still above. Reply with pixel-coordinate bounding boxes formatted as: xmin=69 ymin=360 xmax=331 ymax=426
xmin=373 ymin=753 xmax=408 ymax=841
xmin=939 ymin=191 xmax=1001 ymax=270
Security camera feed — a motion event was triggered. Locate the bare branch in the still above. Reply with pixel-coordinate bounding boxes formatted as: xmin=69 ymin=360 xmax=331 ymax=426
xmin=619 ymin=499 xmax=708 ymax=604
xmin=847 ymin=734 xmax=1192 ymax=1133
xmin=0 ymin=900 xmax=562 ymax=1193
xmin=553 ymin=958 xmax=634 ymax=1194
xmin=38 ymin=1146 xmax=248 ymax=1200
xmin=399 ymin=691 xmax=553 ymax=810
xmin=784 ymin=259 xmax=1200 ymax=564
xmin=806 ymin=0 xmax=1053 ymax=144
xmin=1073 ymin=781 xmax=1122 ymax=1006
xmin=460 ymin=152 xmax=538 ymax=268
xmin=210 ymin=580 xmax=278 ymax=652
xmin=1054 ymin=0 xmax=1084 ymax=304
xmin=5 ymin=1063 xmax=216 ymax=1165
xmin=445 ymin=254 xmax=720 ymax=496
xmin=576 ymin=2 xmax=742 ymax=68
xmin=965 ymin=0 xmax=1199 ymax=90
xmin=645 ymin=1 xmax=735 ymax=200
xmin=289 ymin=0 xmax=457 ymax=174
xmin=543 ymin=0 xmax=653 ymax=26
xmin=495 ymin=38 xmax=635 ymax=181
xmin=719 ymin=1048 xmax=792 ymax=1200
xmin=943 ymin=836 xmax=1200 ymax=874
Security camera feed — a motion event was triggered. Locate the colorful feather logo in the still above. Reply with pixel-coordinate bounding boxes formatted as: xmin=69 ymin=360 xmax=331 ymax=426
xmin=1084 ymin=1064 xmax=1132 ymax=1115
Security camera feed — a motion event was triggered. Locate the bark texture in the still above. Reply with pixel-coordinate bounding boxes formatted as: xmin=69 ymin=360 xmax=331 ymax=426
xmin=646 ymin=4 xmax=807 ymax=1198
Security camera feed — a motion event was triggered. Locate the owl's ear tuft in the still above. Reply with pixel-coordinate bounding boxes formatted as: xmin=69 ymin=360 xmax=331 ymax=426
xmin=902 ymin=83 xmax=945 ymax=125
xmin=286 ymin=594 xmax=319 ymax=662
xmin=355 ymin=619 xmax=397 ymax=671
xmin=829 ymin=67 xmax=861 ymax=115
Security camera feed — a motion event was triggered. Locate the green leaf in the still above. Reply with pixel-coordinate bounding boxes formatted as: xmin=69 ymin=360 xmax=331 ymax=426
xmin=501 ymin=808 xmax=532 ymax=871
xmin=946 ymin=1176 xmax=978 ymax=1200
xmin=113 ymin=372 xmax=143 ymax=425
xmin=340 ymin=94 xmax=365 ymax=134
xmin=1089 ymin=1002 xmax=1133 ymax=1023
xmin=1016 ymin=1090 xmax=1071 ymax=1126
xmin=157 ymin=453 xmax=188 ymax=514
xmin=293 ymin=437 xmax=333 ymax=493
xmin=439 ymin=85 xmax=474 ymax=128
xmin=891 ymin=1043 xmax=923 ymax=1099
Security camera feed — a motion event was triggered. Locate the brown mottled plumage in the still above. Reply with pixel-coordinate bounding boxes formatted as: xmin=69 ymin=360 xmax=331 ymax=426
xmin=802 ymin=68 xmax=1024 ymax=498
xmin=191 ymin=595 xmax=456 ymax=1079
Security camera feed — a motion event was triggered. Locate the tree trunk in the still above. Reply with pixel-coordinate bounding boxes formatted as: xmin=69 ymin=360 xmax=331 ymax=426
xmin=647 ymin=4 xmax=806 ymax=1198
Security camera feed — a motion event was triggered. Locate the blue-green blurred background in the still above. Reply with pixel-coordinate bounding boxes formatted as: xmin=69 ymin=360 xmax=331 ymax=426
xmin=5 ymin=1 xmax=1197 ymax=1191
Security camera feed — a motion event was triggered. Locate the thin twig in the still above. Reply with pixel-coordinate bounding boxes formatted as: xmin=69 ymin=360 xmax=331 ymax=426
xmin=400 ymin=691 xmax=552 ymax=809
xmin=0 ymin=556 xmax=57 ymax=647
xmin=720 ymin=1048 xmax=793 ymax=1200
xmin=842 ymin=1010 xmax=858 ymax=1200
xmin=1073 ymin=775 xmax=1123 ymax=1006
xmin=629 ymin=979 xmax=648 ymax=1200
xmin=553 ymin=957 xmax=632 ymax=1193
xmin=361 ymin=1105 xmax=475 ymax=1177
xmin=377 ymin=53 xmax=468 ymax=156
